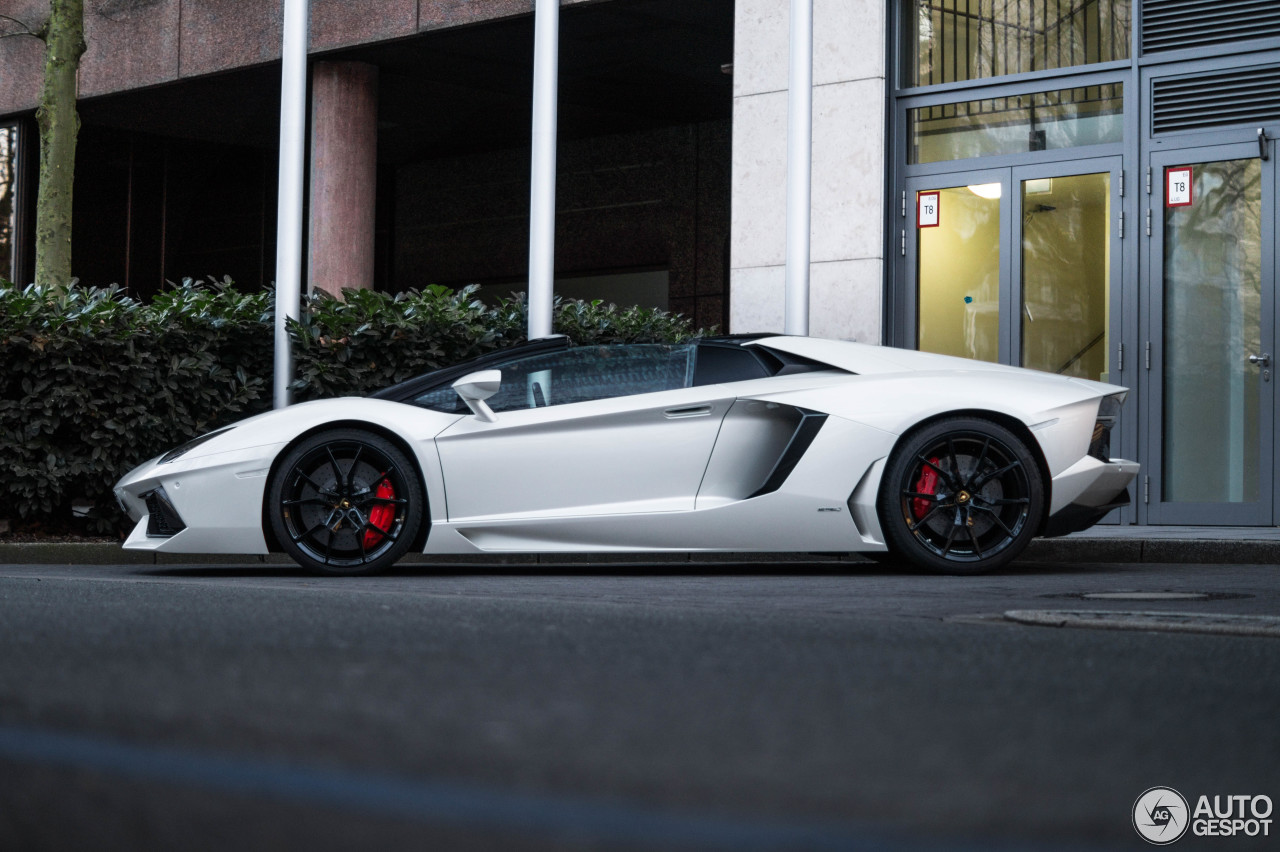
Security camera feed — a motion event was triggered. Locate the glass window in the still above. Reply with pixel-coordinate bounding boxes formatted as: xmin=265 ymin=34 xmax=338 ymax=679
xmin=1162 ymin=159 xmax=1262 ymax=504
xmin=414 ymin=344 xmax=696 ymax=414
xmin=917 ymin=185 xmax=1001 ymax=362
xmin=1020 ymin=172 xmax=1111 ymax=381
xmin=910 ymin=84 xmax=1123 ymax=164
xmin=691 ymin=345 xmax=770 ymax=385
xmin=0 ymin=125 xmax=17 ymax=283
xmin=902 ymin=0 xmax=1131 ymax=88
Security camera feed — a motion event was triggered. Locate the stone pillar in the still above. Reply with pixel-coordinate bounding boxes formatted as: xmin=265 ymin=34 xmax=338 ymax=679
xmin=729 ymin=0 xmax=886 ymax=341
xmin=308 ymin=61 xmax=378 ymax=297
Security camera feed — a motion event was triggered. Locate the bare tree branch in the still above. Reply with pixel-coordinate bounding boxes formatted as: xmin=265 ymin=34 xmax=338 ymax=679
xmin=0 ymin=14 xmax=44 ymax=43
xmin=0 ymin=13 xmax=39 ymax=34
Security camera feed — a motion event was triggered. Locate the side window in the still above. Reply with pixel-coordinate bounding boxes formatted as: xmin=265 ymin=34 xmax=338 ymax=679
xmin=416 ymin=344 xmax=695 ymax=414
xmin=485 ymin=344 xmax=695 ymax=412
xmin=692 ymin=345 xmax=771 ymax=385
xmin=413 ymin=385 xmax=469 ymax=413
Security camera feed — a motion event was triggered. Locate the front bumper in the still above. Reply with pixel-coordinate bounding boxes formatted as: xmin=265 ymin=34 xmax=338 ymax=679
xmin=1043 ymin=455 xmax=1140 ymax=537
xmin=113 ymin=441 xmax=286 ymax=554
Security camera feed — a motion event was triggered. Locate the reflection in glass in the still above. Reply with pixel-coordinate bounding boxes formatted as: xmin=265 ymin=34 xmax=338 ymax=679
xmin=910 ymin=84 xmax=1123 ymax=164
xmin=0 ymin=126 xmax=15 ymax=283
xmin=903 ymin=0 xmax=1131 ymax=87
xmin=1162 ymin=159 xmax=1261 ymax=503
xmin=917 ymin=185 xmax=1000 ymax=363
xmin=1021 ymin=173 xmax=1110 ymax=382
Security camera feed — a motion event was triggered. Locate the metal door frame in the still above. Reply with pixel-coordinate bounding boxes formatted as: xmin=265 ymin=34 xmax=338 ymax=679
xmin=1011 ymin=157 xmax=1125 ymax=373
xmin=1142 ymin=140 xmax=1276 ymax=525
xmin=903 ymin=167 xmax=1012 ymax=360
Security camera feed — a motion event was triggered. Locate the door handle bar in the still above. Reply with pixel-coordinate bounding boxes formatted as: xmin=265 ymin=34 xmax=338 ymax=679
xmin=664 ymin=405 xmax=713 ymax=419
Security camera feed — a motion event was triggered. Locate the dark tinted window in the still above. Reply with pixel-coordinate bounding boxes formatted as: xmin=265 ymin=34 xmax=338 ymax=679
xmin=692 ymin=345 xmax=771 ymax=385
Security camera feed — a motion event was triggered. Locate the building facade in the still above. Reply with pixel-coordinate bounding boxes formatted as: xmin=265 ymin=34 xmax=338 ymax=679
xmin=3 ymin=0 xmax=1280 ymax=526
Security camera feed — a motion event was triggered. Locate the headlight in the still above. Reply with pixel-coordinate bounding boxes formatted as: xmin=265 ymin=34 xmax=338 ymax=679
xmin=159 ymin=427 xmax=234 ymax=464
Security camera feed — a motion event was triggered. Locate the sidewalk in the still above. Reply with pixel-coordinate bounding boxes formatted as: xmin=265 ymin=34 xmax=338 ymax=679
xmin=1 ymin=527 xmax=1278 ymax=566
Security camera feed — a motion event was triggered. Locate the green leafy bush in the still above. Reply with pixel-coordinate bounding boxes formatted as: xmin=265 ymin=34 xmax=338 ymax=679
xmin=0 ymin=279 xmax=709 ymax=533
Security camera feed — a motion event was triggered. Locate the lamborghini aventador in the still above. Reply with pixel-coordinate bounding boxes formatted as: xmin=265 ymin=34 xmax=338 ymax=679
xmin=114 ymin=335 xmax=1138 ymax=575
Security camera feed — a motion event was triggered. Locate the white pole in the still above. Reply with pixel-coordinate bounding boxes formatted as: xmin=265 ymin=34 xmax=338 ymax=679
xmin=274 ymin=0 xmax=310 ymax=409
xmin=784 ymin=0 xmax=812 ymax=336
xmin=527 ymin=0 xmax=559 ymax=340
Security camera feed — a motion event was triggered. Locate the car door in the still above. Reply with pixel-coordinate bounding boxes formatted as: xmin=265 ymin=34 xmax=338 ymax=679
xmin=434 ymin=344 xmax=733 ymax=521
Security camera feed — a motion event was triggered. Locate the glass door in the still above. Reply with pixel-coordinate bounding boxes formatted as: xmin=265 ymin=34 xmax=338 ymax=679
xmin=1145 ymin=143 xmax=1275 ymax=525
xmin=906 ymin=158 xmax=1128 ymax=520
xmin=905 ymin=168 xmax=1011 ymax=363
xmin=1015 ymin=161 xmax=1122 ymax=385
xmin=907 ymin=159 xmax=1123 ymax=381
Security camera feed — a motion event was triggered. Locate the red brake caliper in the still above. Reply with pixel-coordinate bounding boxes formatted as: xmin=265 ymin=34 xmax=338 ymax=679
xmin=362 ymin=478 xmax=396 ymax=549
xmin=912 ymin=457 xmax=940 ymax=520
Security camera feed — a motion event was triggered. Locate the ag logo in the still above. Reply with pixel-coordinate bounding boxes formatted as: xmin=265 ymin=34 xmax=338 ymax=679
xmin=1134 ymin=787 xmax=1190 ymax=844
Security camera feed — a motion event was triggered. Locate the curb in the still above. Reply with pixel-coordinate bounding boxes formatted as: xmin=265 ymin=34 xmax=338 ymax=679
xmin=2 ymin=536 xmax=1279 ymax=566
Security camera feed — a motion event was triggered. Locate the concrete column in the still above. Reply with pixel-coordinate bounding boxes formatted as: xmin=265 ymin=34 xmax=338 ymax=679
xmin=308 ymin=61 xmax=378 ymax=297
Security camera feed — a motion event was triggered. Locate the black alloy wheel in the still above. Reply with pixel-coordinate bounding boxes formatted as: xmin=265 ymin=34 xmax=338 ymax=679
xmin=878 ymin=417 xmax=1044 ymax=575
xmin=268 ymin=429 xmax=425 ymax=575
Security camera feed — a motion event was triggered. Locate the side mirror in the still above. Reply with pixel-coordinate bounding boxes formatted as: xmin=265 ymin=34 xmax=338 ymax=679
xmin=452 ymin=370 xmax=501 ymax=422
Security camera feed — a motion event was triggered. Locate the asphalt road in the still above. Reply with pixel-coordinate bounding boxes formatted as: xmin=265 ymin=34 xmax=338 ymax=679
xmin=0 ymin=559 xmax=1276 ymax=851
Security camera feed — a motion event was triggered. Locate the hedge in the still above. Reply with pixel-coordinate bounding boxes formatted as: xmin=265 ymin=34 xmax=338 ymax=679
xmin=0 ymin=279 xmax=709 ymax=533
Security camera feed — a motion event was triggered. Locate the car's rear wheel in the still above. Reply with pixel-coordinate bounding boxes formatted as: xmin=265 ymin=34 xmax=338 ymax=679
xmin=268 ymin=429 xmax=424 ymax=575
xmin=878 ymin=417 xmax=1043 ymax=575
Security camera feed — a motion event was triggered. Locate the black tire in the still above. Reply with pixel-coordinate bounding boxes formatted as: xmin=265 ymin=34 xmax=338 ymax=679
xmin=877 ymin=417 xmax=1044 ymax=575
xmin=268 ymin=429 xmax=425 ymax=576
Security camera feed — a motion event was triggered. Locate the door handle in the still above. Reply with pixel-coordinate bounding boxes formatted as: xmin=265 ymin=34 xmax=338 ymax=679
xmin=1248 ymin=353 xmax=1271 ymax=367
xmin=664 ymin=405 xmax=712 ymax=419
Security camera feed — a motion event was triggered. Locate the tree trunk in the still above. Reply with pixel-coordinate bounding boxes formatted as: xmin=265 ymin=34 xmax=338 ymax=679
xmin=34 ymin=0 xmax=85 ymax=289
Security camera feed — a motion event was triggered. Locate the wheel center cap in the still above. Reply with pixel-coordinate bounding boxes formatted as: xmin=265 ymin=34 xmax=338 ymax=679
xmin=957 ymin=491 xmax=972 ymax=505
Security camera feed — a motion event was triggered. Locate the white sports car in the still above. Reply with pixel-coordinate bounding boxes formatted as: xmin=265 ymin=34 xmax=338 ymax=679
xmin=114 ymin=335 xmax=1138 ymax=575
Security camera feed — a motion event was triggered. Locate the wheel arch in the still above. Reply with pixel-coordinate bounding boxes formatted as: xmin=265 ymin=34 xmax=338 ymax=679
xmin=260 ymin=419 xmax=433 ymax=554
xmin=879 ymin=408 xmax=1053 ymax=534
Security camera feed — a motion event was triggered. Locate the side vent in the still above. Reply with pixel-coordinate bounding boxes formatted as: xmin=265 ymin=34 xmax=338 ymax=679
xmin=1152 ymin=65 xmax=1280 ymax=134
xmin=1143 ymin=0 xmax=1280 ymax=54
xmin=748 ymin=410 xmax=828 ymax=499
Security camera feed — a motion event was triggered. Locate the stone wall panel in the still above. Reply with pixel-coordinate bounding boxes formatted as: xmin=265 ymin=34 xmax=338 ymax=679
xmin=81 ymin=0 xmax=180 ymax=98
xmin=0 ymin=0 xmax=48 ymax=114
xmin=180 ymin=0 xmax=283 ymax=78
xmin=311 ymin=0 xmax=416 ymax=53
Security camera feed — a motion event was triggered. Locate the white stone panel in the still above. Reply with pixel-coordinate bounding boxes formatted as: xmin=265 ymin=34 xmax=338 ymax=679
xmin=815 ymin=0 xmax=885 ymax=86
xmin=729 ymin=0 xmax=890 ymax=342
xmin=731 ymin=91 xmax=789 ymax=270
xmin=730 ymin=265 xmax=786 ymax=333
xmin=734 ymin=0 xmax=885 ymax=95
xmin=809 ymin=259 xmax=884 ymax=343
xmin=733 ymin=0 xmax=789 ymax=97
xmin=811 ymin=77 xmax=886 ymax=264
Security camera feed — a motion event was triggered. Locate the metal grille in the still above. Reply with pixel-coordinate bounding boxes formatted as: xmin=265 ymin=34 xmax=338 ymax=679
xmin=1152 ymin=65 xmax=1280 ymax=134
xmin=144 ymin=489 xmax=186 ymax=537
xmin=908 ymin=0 xmax=1131 ymax=88
xmin=1142 ymin=0 xmax=1280 ymax=54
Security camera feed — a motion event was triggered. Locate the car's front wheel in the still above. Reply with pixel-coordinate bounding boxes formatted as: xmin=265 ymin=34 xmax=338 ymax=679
xmin=878 ymin=417 xmax=1043 ymax=575
xmin=268 ymin=429 xmax=425 ymax=575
